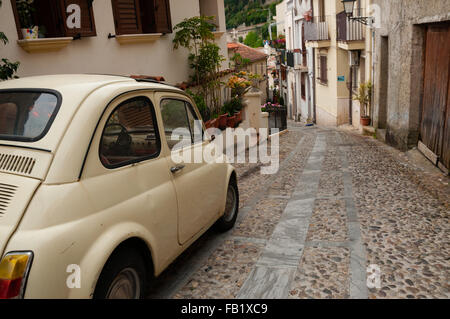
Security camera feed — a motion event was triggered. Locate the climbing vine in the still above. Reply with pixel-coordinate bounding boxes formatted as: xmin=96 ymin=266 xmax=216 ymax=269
xmin=0 ymin=0 xmax=20 ymax=81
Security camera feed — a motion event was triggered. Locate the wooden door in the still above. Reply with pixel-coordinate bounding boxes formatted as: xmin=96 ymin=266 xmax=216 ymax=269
xmin=420 ymin=23 xmax=450 ymax=170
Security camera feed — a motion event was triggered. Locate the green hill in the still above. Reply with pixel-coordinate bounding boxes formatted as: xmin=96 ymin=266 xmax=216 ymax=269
xmin=225 ymin=0 xmax=281 ymax=30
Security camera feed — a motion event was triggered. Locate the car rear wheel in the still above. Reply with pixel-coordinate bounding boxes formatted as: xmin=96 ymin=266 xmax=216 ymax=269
xmin=94 ymin=247 xmax=148 ymax=299
xmin=215 ymin=180 xmax=239 ymax=232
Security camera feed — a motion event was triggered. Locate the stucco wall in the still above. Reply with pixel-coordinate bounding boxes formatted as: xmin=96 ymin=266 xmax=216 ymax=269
xmin=0 ymin=0 xmax=229 ymax=85
xmin=372 ymin=0 xmax=450 ymax=150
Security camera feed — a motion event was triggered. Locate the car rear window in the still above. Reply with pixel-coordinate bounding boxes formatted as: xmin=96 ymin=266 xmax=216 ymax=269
xmin=0 ymin=90 xmax=61 ymax=142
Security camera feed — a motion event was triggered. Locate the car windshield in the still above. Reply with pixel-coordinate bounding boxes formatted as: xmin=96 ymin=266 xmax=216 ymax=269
xmin=0 ymin=91 xmax=60 ymax=142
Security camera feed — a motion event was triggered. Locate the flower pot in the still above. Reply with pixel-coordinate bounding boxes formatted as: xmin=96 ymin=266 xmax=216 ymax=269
xmin=227 ymin=116 xmax=237 ymax=128
xmin=235 ymin=111 xmax=242 ymax=124
xmin=210 ymin=118 xmax=219 ymax=129
xmin=22 ymin=26 xmax=39 ymax=40
xmin=218 ymin=114 xmax=228 ymax=130
xmin=360 ymin=117 xmax=371 ymax=126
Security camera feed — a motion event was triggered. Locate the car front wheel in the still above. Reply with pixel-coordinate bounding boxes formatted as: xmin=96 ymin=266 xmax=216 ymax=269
xmin=215 ymin=180 xmax=239 ymax=232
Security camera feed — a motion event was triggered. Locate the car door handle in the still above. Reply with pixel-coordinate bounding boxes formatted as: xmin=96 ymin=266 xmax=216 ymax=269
xmin=170 ymin=165 xmax=185 ymax=173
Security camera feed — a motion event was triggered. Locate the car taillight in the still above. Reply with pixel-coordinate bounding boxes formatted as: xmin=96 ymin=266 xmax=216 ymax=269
xmin=0 ymin=252 xmax=33 ymax=299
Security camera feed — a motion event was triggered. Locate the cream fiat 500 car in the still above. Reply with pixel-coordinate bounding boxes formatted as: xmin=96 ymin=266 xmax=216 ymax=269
xmin=0 ymin=75 xmax=238 ymax=299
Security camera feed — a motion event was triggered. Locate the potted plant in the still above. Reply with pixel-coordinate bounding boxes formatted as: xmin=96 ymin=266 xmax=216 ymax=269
xmin=16 ymin=0 xmax=37 ymax=39
xmin=353 ymin=81 xmax=373 ymax=126
xmin=235 ymin=110 xmax=242 ymax=124
xmin=227 ymin=115 xmax=237 ymax=128
xmin=218 ymin=113 xmax=228 ymax=130
xmin=303 ymin=10 xmax=313 ymax=22
xmin=210 ymin=118 xmax=219 ymax=129
xmin=205 ymin=120 xmax=213 ymax=129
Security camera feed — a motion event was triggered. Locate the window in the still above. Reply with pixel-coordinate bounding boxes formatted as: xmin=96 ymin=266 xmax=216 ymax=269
xmin=111 ymin=0 xmax=172 ymax=35
xmin=160 ymin=99 xmax=202 ymax=150
xmin=0 ymin=90 xmax=61 ymax=142
xmin=199 ymin=0 xmax=220 ymax=30
xmin=319 ymin=0 xmax=325 ymax=22
xmin=318 ymin=55 xmax=328 ymax=84
xmin=99 ymin=97 xmax=161 ymax=168
xmin=11 ymin=0 xmax=96 ymax=39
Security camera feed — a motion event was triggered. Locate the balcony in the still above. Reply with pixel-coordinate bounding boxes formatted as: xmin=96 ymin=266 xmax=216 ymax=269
xmin=336 ymin=11 xmax=365 ymax=50
xmin=304 ymin=16 xmax=331 ymax=48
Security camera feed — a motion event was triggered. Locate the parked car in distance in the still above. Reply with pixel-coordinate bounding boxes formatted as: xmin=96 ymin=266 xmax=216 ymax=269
xmin=0 ymin=75 xmax=239 ymax=299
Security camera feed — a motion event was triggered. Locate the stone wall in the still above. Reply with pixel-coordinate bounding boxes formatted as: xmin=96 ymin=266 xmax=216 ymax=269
xmin=372 ymin=0 xmax=450 ymax=150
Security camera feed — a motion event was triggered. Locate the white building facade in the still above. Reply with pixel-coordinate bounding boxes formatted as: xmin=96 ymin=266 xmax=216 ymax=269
xmin=0 ymin=0 xmax=228 ymax=85
xmin=283 ymin=0 xmax=315 ymax=122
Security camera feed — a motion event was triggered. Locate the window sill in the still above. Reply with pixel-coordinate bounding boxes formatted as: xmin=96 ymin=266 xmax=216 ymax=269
xmin=213 ymin=31 xmax=225 ymax=39
xmin=305 ymin=40 xmax=331 ymax=49
xmin=17 ymin=37 xmax=73 ymax=53
xmin=115 ymin=33 xmax=163 ymax=45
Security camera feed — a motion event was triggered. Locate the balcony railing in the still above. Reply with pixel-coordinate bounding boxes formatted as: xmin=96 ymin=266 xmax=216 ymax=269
xmin=304 ymin=16 xmax=330 ymax=41
xmin=286 ymin=51 xmax=307 ymax=68
xmin=336 ymin=11 xmax=365 ymax=42
xmin=287 ymin=51 xmax=294 ymax=67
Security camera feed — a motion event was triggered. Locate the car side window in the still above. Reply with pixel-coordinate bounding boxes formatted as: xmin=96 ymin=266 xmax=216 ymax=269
xmin=99 ymin=97 xmax=161 ymax=168
xmin=185 ymin=102 xmax=203 ymax=144
xmin=161 ymin=99 xmax=200 ymax=150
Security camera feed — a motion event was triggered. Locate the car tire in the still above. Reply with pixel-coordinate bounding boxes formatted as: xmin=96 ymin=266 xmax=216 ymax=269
xmin=215 ymin=179 xmax=239 ymax=232
xmin=94 ymin=246 xmax=148 ymax=299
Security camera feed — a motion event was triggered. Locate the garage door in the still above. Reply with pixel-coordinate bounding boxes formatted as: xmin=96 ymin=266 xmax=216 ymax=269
xmin=420 ymin=23 xmax=450 ymax=171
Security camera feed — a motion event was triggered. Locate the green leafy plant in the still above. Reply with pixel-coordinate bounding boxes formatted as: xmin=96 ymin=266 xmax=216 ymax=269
xmin=187 ymin=89 xmax=209 ymax=121
xmin=221 ymin=97 xmax=243 ymax=116
xmin=244 ymin=31 xmax=263 ymax=48
xmin=16 ymin=0 xmax=35 ymax=28
xmin=353 ymin=81 xmax=373 ymax=118
xmin=0 ymin=0 xmax=20 ymax=81
xmin=231 ymin=53 xmax=250 ymax=72
xmin=173 ymin=16 xmax=225 ymax=117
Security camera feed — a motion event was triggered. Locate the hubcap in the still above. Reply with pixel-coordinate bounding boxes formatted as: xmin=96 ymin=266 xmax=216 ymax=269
xmin=106 ymin=268 xmax=140 ymax=299
xmin=223 ymin=185 xmax=237 ymax=222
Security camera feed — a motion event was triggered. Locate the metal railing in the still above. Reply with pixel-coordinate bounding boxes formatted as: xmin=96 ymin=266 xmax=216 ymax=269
xmin=336 ymin=11 xmax=365 ymax=42
xmin=287 ymin=51 xmax=295 ymax=67
xmin=304 ymin=16 xmax=330 ymax=41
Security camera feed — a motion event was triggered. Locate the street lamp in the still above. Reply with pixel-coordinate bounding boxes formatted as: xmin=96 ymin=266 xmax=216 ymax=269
xmin=342 ymin=0 xmax=355 ymax=17
xmin=341 ymin=0 xmax=374 ymax=26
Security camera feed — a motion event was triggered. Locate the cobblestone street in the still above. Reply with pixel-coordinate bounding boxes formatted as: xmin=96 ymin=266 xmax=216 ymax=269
xmin=148 ymin=123 xmax=449 ymax=299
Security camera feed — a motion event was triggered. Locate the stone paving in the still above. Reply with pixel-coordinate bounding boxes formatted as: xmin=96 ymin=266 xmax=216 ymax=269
xmin=148 ymin=123 xmax=449 ymax=299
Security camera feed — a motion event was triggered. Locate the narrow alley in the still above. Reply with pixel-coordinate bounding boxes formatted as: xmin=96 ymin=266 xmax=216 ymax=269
xmin=148 ymin=123 xmax=449 ymax=299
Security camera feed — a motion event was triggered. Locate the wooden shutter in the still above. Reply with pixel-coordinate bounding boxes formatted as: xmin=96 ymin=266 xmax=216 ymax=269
xmin=112 ymin=0 xmax=142 ymax=35
xmin=60 ymin=0 xmax=97 ymax=37
xmin=154 ymin=0 xmax=172 ymax=34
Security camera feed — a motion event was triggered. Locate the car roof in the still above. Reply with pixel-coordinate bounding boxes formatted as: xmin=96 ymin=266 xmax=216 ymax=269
xmin=0 ymin=74 xmax=186 ymax=153
xmin=0 ymin=74 xmax=181 ymax=94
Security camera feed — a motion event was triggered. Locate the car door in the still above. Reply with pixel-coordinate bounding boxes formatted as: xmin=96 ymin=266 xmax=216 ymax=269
xmin=81 ymin=92 xmax=181 ymax=272
xmin=156 ymin=92 xmax=224 ymax=245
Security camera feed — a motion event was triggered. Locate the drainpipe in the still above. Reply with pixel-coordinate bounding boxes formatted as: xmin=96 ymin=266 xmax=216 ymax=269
xmin=311 ymin=0 xmax=317 ymax=124
xmin=371 ymin=28 xmax=375 ymax=126
xmin=349 ymin=64 xmax=353 ymax=125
